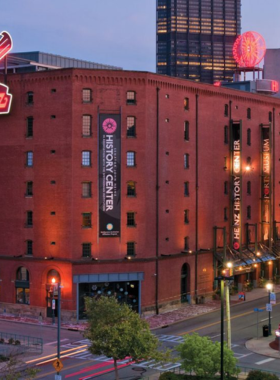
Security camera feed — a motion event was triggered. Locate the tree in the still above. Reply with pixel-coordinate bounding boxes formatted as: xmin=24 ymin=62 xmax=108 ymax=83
xmin=83 ymin=296 xmax=172 ymax=380
xmin=178 ymin=333 xmax=240 ymax=379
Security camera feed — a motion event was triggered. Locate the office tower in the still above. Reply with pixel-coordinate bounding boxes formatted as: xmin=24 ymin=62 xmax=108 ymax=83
xmin=156 ymin=0 xmax=241 ymax=83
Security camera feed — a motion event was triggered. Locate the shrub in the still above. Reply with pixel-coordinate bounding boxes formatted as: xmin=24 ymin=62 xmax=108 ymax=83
xmin=0 ymin=338 xmax=4 ymax=344
xmin=159 ymin=373 xmax=178 ymax=380
xmin=14 ymin=340 xmax=21 ymax=345
xmin=246 ymin=370 xmax=279 ymax=380
xmin=8 ymin=338 xmax=14 ymax=345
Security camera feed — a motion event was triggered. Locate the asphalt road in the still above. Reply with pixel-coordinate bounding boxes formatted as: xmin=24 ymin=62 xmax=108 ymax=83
xmin=1 ymin=295 xmax=280 ymax=379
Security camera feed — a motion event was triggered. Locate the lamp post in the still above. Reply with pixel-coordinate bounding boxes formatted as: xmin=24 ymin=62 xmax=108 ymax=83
xmin=52 ymin=277 xmax=61 ymax=377
xmin=266 ymin=283 xmax=273 ymax=336
xmin=51 ymin=278 xmax=56 ymax=325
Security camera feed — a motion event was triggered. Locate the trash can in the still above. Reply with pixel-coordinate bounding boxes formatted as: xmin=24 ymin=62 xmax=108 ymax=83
xmin=263 ymin=325 xmax=269 ymax=337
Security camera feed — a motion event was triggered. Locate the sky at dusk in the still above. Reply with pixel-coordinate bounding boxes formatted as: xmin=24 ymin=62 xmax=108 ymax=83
xmin=2 ymin=0 xmax=280 ymax=72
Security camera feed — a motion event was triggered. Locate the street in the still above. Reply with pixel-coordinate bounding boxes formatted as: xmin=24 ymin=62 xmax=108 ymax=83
xmin=1 ymin=295 xmax=280 ymax=379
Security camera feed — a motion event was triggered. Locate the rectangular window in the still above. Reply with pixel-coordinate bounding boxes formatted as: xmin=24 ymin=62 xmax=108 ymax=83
xmin=127 ymin=152 xmax=135 ymax=167
xmin=26 ymin=240 xmax=33 ymax=255
xmin=27 ymin=92 xmax=33 ymax=104
xmin=16 ymin=288 xmax=30 ymax=304
xmin=82 ymin=115 xmax=92 ymax=137
xmin=247 ymin=206 xmax=251 ymax=220
xmin=224 ymin=125 xmax=228 ymax=144
xmin=82 ymin=213 xmax=92 ymax=228
xmin=269 ymin=112 xmax=272 ymax=122
xmin=127 ymin=91 xmax=136 ymax=105
xmin=247 ymin=108 xmax=251 ymax=119
xmin=82 ymin=182 xmax=92 ymax=198
xmin=224 ymin=181 xmax=228 ymax=195
xmin=82 ymin=89 xmax=92 ymax=103
xmin=224 ymin=207 xmax=228 ymax=221
xmin=127 ymin=116 xmax=136 ymax=137
xmin=26 ymin=117 xmax=33 ymax=138
xmin=82 ymin=243 xmax=91 ymax=257
xmin=127 ymin=242 xmax=135 ymax=256
xmin=26 ymin=181 xmax=33 ymax=197
xmin=224 ymin=104 xmax=229 ymax=117
xmin=184 ymin=121 xmax=189 ymax=141
xmin=184 ymin=154 xmax=189 ymax=169
xmin=184 ymin=209 xmax=189 ymax=224
xmin=127 ymin=212 xmax=136 ymax=226
xmin=247 ymin=181 xmax=251 ymax=195
xmin=184 ymin=182 xmax=189 ymax=197
xmin=184 ymin=236 xmax=189 ymax=250
xmin=26 ymin=152 xmax=33 ymax=167
xmin=184 ymin=98 xmax=189 ymax=111
xmin=127 ymin=181 xmax=136 ymax=197
xmin=82 ymin=151 xmax=91 ymax=167
xmin=26 ymin=211 xmax=33 ymax=227
xmin=247 ymin=128 xmax=251 ymax=146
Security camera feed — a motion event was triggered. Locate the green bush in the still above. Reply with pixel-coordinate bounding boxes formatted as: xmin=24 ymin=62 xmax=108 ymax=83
xmin=246 ymin=370 xmax=279 ymax=380
xmin=14 ymin=340 xmax=21 ymax=345
xmin=159 ymin=372 xmax=178 ymax=380
xmin=8 ymin=338 xmax=14 ymax=345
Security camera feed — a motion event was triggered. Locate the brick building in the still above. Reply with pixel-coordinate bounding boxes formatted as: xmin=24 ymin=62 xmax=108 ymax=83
xmin=0 ymin=68 xmax=280 ymax=320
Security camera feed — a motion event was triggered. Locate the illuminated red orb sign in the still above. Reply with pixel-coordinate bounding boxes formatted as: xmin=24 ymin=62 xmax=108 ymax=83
xmin=233 ymin=31 xmax=266 ymax=67
xmin=0 ymin=84 xmax=12 ymax=114
xmin=0 ymin=31 xmax=13 ymax=61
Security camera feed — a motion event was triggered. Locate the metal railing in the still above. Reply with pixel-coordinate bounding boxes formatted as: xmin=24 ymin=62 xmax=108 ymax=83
xmin=0 ymin=331 xmax=43 ymax=355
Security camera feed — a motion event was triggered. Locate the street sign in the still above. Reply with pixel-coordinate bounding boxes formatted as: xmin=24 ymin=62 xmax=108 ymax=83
xmin=266 ymin=303 xmax=272 ymax=312
xmin=52 ymin=358 xmax=63 ymax=372
xmin=254 ymin=308 xmax=264 ymax=312
xmin=55 ymin=376 xmax=62 ymax=380
xmin=52 ymin=299 xmax=56 ymax=310
xmin=270 ymin=292 xmax=276 ymax=304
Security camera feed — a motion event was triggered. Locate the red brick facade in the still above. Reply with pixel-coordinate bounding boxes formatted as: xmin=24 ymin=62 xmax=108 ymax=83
xmin=0 ymin=69 xmax=280 ymax=320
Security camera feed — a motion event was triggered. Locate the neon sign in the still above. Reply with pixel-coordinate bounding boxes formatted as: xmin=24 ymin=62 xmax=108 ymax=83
xmin=0 ymin=84 xmax=12 ymax=114
xmin=233 ymin=31 xmax=266 ymax=67
xmin=0 ymin=31 xmax=13 ymax=61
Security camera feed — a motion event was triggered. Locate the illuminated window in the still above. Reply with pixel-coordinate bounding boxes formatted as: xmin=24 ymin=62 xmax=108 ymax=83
xmin=82 ymin=151 xmax=91 ymax=167
xmin=224 ymin=181 xmax=228 ymax=195
xmin=127 ymin=181 xmax=136 ymax=197
xmin=127 ymin=212 xmax=136 ymax=226
xmin=184 ymin=182 xmax=189 ymax=196
xmin=224 ymin=104 xmax=229 ymax=117
xmin=247 ymin=108 xmax=251 ymax=119
xmin=184 ymin=154 xmax=189 ymax=169
xmin=247 ymin=205 xmax=251 ymax=220
xmin=26 ymin=92 xmax=33 ymax=105
xmin=26 ymin=211 xmax=33 ymax=227
xmin=247 ymin=128 xmax=251 ymax=146
xmin=82 ymin=88 xmax=92 ymax=103
xmin=184 ymin=121 xmax=189 ymax=141
xmin=224 ymin=207 xmax=228 ymax=221
xmin=184 ymin=209 xmax=189 ymax=224
xmin=224 ymin=125 xmax=228 ymax=144
xmin=82 ymin=213 xmax=92 ymax=228
xmin=82 ymin=115 xmax=92 ymax=137
xmin=127 ymin=152 xmax=136 ymax=167
xmin=184 ymin=236 xmax=189 ymax=250
xmin=127 ymin=242 xmax=135 ymax=256
xmin=184 ymin=98 xmax=189 ymax=111
xmin=26 ymin=181 xmax=33 ymax=197
xmin=16 ymin=267 xmax=30 ymax=304
xmin=82 ymin=89 xmax=92 ymax=103
xmin=127 ymin=116 xmax=136 ymax=137
xmin=82 ymin=243 xmax=91 ymax=258
xmin=127 ymin=91 xmax=136 ymax=105
xmin=26 ymin=117 xmax=33 ymax=138
xmin=82 ymin=182 xmax=92 ymax=198
xmin=26 ymin=151 xmax=33 ymax=167
xmin=247 ymin=181 xmax=251 ymax=195
xmin=26 ymin=240 xmax=33 ymax=256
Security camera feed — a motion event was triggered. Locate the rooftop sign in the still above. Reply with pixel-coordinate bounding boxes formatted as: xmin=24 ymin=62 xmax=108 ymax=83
xmin=0 ymin=31 xmax=13 ymax=61
xmin=0 ymin=31 xmax=13 ymax=115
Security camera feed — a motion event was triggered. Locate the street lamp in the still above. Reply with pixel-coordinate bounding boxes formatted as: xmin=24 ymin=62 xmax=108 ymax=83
xmin=266 ymin=282 xmax=273 ymax=336
xmin=52 ymin=277 xmax=62 ymax=377
xmin=51 ymin=278 xmax=56 ymax=325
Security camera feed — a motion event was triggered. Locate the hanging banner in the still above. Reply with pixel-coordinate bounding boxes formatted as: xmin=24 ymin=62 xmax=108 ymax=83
xmin=231 ymin=122 xmax=242 ymax=251
xmin=261 ymin=126 xmax=271 ymax=245
xmin=99 ymin=114 xmax=121 ymax=237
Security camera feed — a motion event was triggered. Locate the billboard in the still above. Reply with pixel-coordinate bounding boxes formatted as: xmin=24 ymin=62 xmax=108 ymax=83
xmin=99 ymin=114 xmax=121 ymax=237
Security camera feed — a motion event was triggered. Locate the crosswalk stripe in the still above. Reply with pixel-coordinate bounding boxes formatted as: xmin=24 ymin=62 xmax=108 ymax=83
xmin=255 ymin=358 xmax=275 ymax=365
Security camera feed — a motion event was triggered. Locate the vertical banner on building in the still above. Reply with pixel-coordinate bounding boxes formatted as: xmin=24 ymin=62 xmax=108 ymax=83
xmin=99 ymin=114 xmax=121 ymax=237
xmin=261 ymin=125 xmax=271 ymax=246
xmin=231 ymin=122 xmax=242 ymax=252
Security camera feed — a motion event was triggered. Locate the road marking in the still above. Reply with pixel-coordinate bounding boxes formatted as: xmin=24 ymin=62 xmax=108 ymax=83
xmin=45 ymin=338 xmax=69 ymax=346
xmin=209 ymin=333 xmax=225 ymax=338
xmin=255 ymin=358 xmax=275 ymax=365
xmin=260 ymin=317 xmax=273 ymax=322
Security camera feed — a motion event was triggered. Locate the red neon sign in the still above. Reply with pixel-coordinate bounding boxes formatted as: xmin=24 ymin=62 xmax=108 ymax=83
xmin=0 ymin=31 xmax=13 ymax=62
xmin=0 ymin=84 xmax=12 ymax=114
xmin=272 ymin=80 xmax=279 ymax=93
xmin=233 ymin=31 xmax=266 ymax=68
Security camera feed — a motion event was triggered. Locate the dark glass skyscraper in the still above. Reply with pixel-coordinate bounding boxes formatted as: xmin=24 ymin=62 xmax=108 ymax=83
xmin=156 ymin=0 xmax=241 ymax=83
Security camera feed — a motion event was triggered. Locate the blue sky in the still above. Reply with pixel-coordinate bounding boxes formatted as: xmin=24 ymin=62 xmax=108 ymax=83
xmin=2 ymin=0 xmax=280 ymax=72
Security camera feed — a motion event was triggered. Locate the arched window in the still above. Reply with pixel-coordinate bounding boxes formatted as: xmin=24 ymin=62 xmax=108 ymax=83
xmin=224 ymin=104 xmax=229 ymax=117
xmin=16 ymin=267 xmax=30 ymax=304
xmin=47 ymin=269 xmax=61 ymax=284
xmin=247 ymin=108 xmax=251 ymax=119
xmin=247 ymin=128 xmax=251 ymax=146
